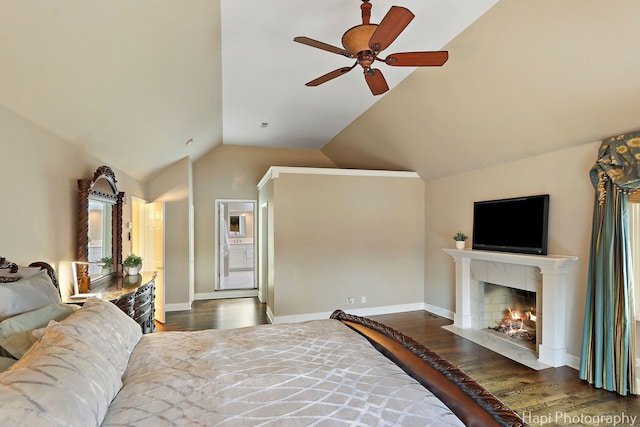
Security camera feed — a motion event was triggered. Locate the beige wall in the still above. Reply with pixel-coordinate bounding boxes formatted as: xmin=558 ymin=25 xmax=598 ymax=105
xmin=264 ymin=171 xmax=425 ymax=319
xmin=425 ymin=141 xmax=598 ymax=359
xmin=192 ymin=145 xmax=336 ymax=295
xmin=146 ymin=157 xmax=193 ymax=308
xmin=0 ymin=105 xmax=144 ymax=297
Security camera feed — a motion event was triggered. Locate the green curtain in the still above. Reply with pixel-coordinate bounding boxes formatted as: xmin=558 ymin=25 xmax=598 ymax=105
xmin=580 ymin=130 xmax=639 ymax=395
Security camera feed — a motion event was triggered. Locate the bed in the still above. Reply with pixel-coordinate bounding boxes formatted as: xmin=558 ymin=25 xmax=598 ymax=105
xmin=0 ymin=260 xmax=527 ymax=426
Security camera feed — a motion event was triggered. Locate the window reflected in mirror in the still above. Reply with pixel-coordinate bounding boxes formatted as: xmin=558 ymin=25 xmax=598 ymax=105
xmin=88 ymin=200 xmax=113 ymax=278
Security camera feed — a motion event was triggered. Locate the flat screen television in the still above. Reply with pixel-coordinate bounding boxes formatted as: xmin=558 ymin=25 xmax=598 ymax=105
xmin=472 ymin=194 xmax=549 ymax=255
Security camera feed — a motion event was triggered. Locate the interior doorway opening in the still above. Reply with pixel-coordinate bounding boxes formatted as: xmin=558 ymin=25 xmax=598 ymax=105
xmin=217 ymin=200 xmax=256 ymax=290
xmin=130 ymin=195 xmax=166 ymax=324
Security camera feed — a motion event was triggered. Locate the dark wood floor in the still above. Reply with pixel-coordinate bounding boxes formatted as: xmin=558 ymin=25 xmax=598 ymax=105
xmin=156 ymin=297 xmax=269 ymax=332
xmin=156 ymin=298 xmax=639 ymax=426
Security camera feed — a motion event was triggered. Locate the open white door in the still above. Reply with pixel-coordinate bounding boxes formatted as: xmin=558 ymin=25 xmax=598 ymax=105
xmin=144 ymin=202 xmax=165 ymax=324
xmin=130 ymin=196 xmax=146 ymax=257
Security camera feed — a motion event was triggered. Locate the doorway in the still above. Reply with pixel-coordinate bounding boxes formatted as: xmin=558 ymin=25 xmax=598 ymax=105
xmin=131 ymin=196 xmax=166 ymax=323
xmin=144 ymin=201 xmax=166 ymax=323
xmin=216 ymin=200 xmax=256 ymax=290
xmin=130 ymin=196 xmax=146 ymax=257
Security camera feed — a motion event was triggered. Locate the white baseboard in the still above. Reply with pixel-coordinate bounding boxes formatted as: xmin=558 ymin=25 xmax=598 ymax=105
xmin=564 ymin=353 xmax=580 ymax=370
xmin=164 ymin=303 xmax=192 ymax=312
xmin=423 ymin=303 xmax=454 ymax=320
xmin=195 ymin=289 xmax=258 ymax=300
xmin=266 ymin=306 xmax=274 ymax=324
xmin=272 ymin=303 xmax=424 ymax=324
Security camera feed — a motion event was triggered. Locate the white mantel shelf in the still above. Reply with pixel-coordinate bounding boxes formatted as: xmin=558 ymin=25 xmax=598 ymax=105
xmin=443 ymin=248 xmax=578 ymax=368
xmin=443 ymin=248 xmax=577 ymax=271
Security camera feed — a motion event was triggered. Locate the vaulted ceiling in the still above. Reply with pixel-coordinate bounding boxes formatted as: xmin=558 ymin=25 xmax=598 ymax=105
xmin=1 ymin=1 xmax=639 ymax=182
xmin=323 ymin=0 xmax=640 ymax=180
xmin=219 ymin=0 xmax=496 ymax=151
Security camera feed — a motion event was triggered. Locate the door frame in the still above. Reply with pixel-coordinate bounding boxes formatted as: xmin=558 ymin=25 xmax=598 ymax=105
xmin=144 ymin=201 xmax=166 ymax=323
xmin=215 ymin=199 xmax=257 ymax=291
xmin=130 ymin=195 xmax=147 ymax=259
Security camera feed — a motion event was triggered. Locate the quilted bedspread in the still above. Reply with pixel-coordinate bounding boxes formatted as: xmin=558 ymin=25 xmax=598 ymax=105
xmin=102 ymin=319 xmax=464 ymax=426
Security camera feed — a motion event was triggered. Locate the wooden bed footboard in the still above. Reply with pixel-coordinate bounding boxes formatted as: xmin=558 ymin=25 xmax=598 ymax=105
xmin=330 ymin=310 xmax=527 ymax=427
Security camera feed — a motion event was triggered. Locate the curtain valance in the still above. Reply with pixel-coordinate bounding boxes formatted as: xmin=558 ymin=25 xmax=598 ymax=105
xmin=591 ymin=131 xmax=640 ymax=203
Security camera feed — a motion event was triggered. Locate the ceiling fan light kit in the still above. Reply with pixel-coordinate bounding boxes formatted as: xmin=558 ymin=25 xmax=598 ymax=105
xmin=341 ymin=25 xmax=377 ymax=55
xmin=294 ymin=0 xmax=448 ymax=96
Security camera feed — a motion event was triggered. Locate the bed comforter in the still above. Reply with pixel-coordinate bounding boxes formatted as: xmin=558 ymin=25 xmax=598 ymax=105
xmin=103 ymin=319 xmax=464 ymax=426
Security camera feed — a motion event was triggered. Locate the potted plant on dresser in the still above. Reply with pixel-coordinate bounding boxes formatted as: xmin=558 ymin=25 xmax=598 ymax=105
xmin=123 ymin=254 xmax=143 ymax=276
xmin=453 ymin=231 xmax=468 ymax=249
xmin=99 ymin=256 xmax=112 ymax=275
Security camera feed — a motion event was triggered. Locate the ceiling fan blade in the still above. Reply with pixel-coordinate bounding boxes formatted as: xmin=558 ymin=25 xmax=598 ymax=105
xmin=294 ymin=36 xmax=353 ymax=58
xmin=364 ymin=68 xmax=389 ymax=96
xmin=368 ymin=6 xmax=414 ymax=52
xmin=384 ymin=51 xmax=449 ymax=67
xmin=305 ymin=66 xmax=355 ymax=87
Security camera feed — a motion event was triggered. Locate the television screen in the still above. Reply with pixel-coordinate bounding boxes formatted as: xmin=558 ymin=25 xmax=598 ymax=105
xmin=472 ymin=194 xmax=549 ymax=255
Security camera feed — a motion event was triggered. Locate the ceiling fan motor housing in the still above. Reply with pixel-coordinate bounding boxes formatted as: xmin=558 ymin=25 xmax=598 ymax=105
xmin=342 ymin=24 xmax=378 ymax=68
xmin=342 ymin=25 xmax=377 ymax=55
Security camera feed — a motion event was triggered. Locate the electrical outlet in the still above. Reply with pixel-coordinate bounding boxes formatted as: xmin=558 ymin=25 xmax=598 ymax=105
xmin=347 ymin=297 xmax=355 ymax=304
xmin=361 ymin=296 xmax=366 ymax=304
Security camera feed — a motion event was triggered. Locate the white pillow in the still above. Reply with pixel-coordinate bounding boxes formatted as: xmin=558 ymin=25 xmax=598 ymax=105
xmin=40 ymin=297 xmax=142 ymax=376
xmin=0 ymin=324 xmax=122 ymax=426
xmin=0 ymin=303 xmax=79 ymax=358
xmin=0 ymin=270 xmax=61 ymax=321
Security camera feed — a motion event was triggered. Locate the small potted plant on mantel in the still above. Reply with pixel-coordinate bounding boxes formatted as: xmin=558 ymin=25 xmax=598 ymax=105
xmin=453 ymin=231 xmax=468 ymax=249
xmin=123 ymin=254 xmax=143 ymax=276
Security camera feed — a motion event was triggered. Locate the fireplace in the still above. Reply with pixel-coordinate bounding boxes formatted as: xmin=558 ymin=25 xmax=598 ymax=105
xmin=443 ymin=249 xmax=577 ymax=368
xmin=484 ymin=283 xmax=536 ymax=351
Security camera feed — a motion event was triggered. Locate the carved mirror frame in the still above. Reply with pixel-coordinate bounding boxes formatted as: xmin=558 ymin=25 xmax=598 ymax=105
xmin=77 ymin=166 xmax=124 ymax=286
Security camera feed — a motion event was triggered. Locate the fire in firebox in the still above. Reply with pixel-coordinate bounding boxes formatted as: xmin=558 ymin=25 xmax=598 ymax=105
xmin=491 ymin=307 xmax=536 ymax=343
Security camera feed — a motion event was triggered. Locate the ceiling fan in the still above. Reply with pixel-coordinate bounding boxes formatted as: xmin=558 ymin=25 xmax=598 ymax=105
xmin=294 ymin=0 xmax=449 ymax=96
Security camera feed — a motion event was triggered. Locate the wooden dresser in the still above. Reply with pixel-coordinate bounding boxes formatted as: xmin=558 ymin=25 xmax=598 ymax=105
xmin=63 ymin=271 xmax=157 ymax=334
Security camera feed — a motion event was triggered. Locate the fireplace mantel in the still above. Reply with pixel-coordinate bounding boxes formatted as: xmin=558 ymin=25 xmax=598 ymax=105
xmin=443 ymin=248 xmax=578 ymax=367
xmin=443 ymin=249 xmax=577 ymax=271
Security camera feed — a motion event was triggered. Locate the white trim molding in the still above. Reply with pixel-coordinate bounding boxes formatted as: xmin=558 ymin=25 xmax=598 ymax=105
xmin=266 ymin=306 xmax=275 ymax=324
xmin=195 ymin=289 xmax=258 ymax=300
xmin=164 ymin=303 xmax=192 ymax=312
xmin=423 ymin=303 xmax=454 ymax=320
xmin=257 ymin=166 xmax=420 ymax=190
xmin=271 ymin=303 xmax=424 ymax=324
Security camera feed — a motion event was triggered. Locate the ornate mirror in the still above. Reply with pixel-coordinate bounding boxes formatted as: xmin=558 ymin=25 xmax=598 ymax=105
xmin=77 ymin=166 xmax=124 ymax=290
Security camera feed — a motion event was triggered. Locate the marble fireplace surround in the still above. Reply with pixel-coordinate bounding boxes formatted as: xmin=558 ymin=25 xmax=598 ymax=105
xmin=443 ymin=249 xmax=577 ymax=368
